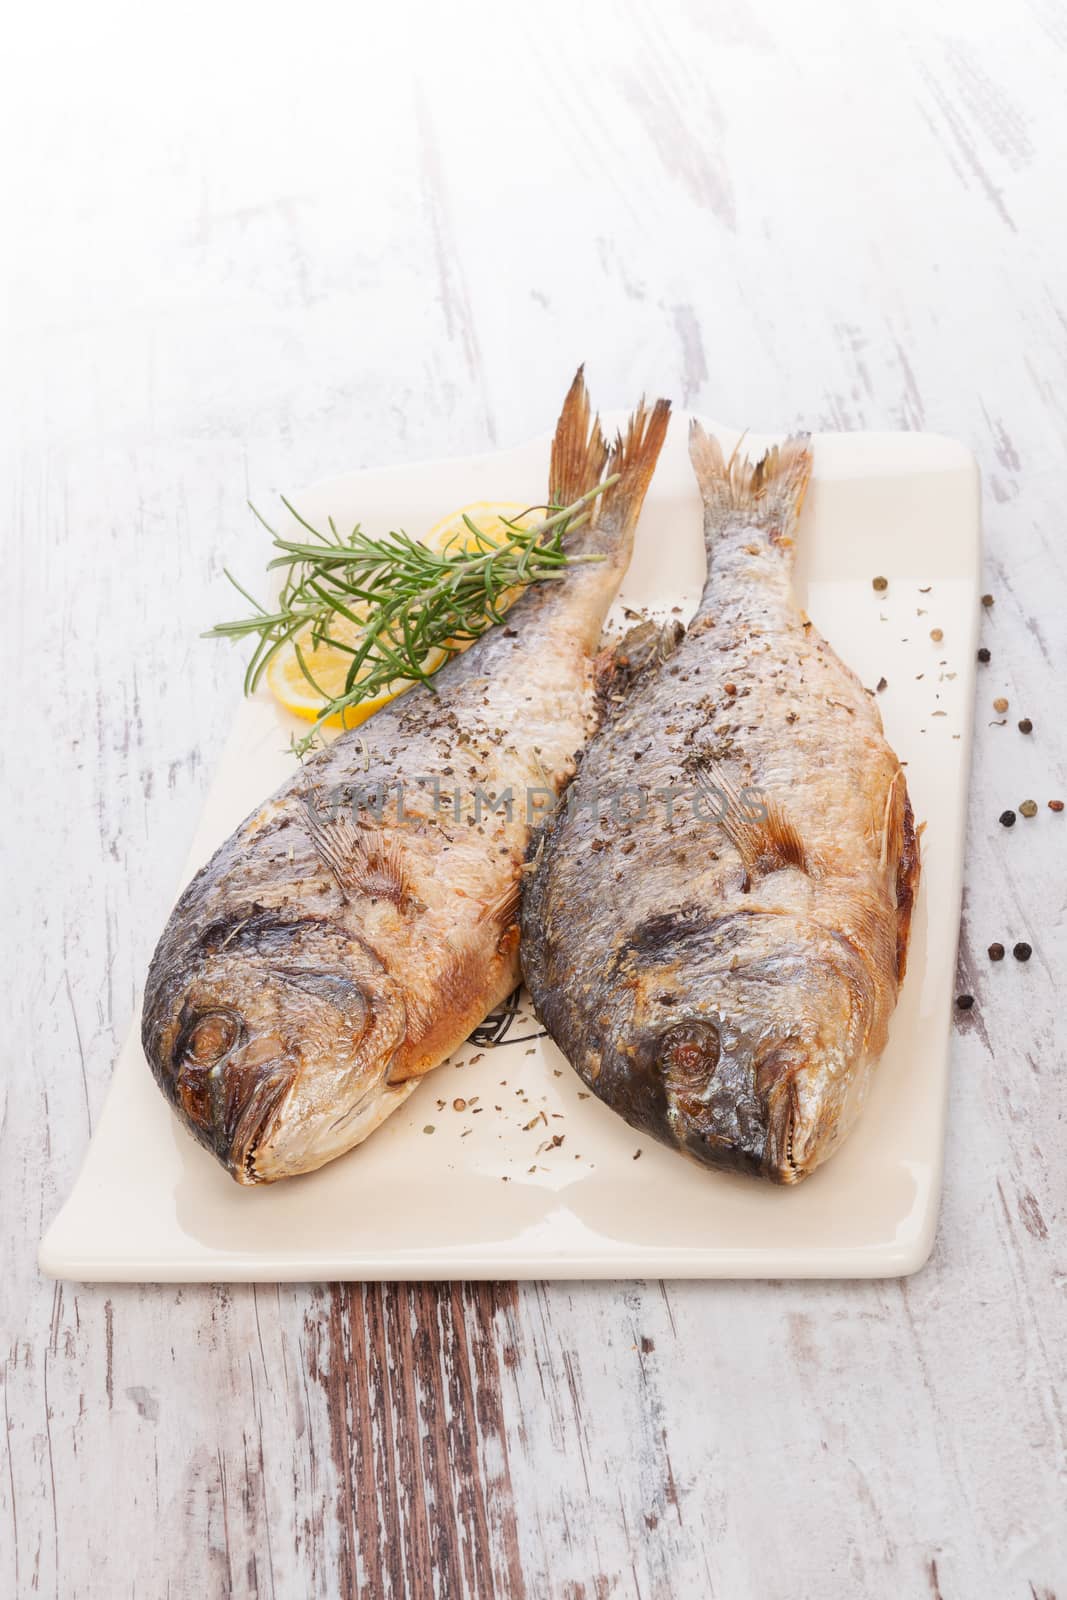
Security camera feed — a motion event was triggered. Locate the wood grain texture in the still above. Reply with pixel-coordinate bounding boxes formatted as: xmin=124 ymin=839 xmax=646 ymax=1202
xmin=3 ymin=0 xmax=1066 ymax=1594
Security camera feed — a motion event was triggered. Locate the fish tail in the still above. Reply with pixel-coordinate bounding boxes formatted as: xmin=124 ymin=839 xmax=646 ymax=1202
xmin=550 ymin=370 xmax=671 ymax=567
xmin=688 ymin=422 xmax=812 ymax=556
xmin=598 ymin=396 xmax=673 ymax=555
xmin=550 ymin=366 xmax=611 ymax=508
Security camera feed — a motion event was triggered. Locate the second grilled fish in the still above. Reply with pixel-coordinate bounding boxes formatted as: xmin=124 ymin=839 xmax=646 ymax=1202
xmin=521 ymin=427 xmax=920 ymax=1183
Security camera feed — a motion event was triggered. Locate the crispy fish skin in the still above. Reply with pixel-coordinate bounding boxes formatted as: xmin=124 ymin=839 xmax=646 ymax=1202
xmin=521 ymin=425 xmax=920 ymax=1184
xmin=142 ymin=374 xmax=670 ymax=1183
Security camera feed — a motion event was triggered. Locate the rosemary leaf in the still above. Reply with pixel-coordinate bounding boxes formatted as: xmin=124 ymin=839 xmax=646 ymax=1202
xmin=207 ymin=476 xmax=617 ymax=744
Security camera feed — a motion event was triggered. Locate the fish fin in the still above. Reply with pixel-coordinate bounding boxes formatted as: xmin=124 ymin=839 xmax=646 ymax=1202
xmin=694 ymin=762 xmax=811 ymax=879
xmin=550 ymin=367 xmax=610 ymax=508
xmin=878 ymin=769 xmax=903 ymax=872
xmin=599 ymin=396 xmax=673 ymax=547
xmin=593 ymin=617 xmax=685 ymax=717
xmin=688 ymin=422 xmax=812 ymax=558
xmin=884 ymin=772 xmax=921 ymax=982
xmin=303 ymin=796 xmax=422 ymax=913
xmin=302 ymin=794 xmax=358 ymax=895
xmin=550 ymin=371 xmax=670 ymax=569
xmin=483 ymin=871 xmax=522 ymax=933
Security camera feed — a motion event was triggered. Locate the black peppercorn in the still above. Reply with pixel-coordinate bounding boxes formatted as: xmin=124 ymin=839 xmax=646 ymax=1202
xmin=977 ymin=647 xmax=990 ymax=663
xmin=1012 ymin=942 xmax=1032 ymax=962
xmin=999 ymin=810 xmax=1016 ymax=827
xmin=1018 ymin=718 xmax=1032 ymax=734
xmin=955 ymin=994 xmax=974 ymax=1010
xmin=988 ymin=943 xmax=1004 ymax=961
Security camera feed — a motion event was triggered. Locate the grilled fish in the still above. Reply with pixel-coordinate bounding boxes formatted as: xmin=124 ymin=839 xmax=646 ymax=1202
xmin=142 ymin=373 xmax=670 ymax=1182
xmin=521 ymin=426 xmax=920 ymax=1183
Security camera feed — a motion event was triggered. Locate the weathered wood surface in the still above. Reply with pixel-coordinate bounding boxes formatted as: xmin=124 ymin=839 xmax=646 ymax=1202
xmin=4 ymin=2 xmax=1066 ymax=1594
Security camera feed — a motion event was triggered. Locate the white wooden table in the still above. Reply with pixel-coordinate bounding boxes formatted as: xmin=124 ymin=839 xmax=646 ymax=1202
xmin=5 ymin=3 xmax=1065 ymax=1594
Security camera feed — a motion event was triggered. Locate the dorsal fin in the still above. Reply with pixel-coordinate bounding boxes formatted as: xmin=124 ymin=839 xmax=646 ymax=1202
xmin=592 ymin=618 xmax=685 ymax=720
xmin=879 ymin=767 xmax=921 ymax=981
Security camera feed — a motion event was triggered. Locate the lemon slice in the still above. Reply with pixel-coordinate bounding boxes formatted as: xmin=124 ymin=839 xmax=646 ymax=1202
xmin=266 ymin=500 xmax=539 ymax=730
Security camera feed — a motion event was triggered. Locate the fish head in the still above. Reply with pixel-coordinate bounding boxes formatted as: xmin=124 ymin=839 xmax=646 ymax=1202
xmin=142 ymin=907 xmax=407 ymax=1183
xmin=622 ymin=909 xmax=883 ymax=1182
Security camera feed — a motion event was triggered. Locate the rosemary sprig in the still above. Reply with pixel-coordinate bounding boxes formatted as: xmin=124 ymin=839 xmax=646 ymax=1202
xmin=206 ymin=475 xmax=617 ymax=748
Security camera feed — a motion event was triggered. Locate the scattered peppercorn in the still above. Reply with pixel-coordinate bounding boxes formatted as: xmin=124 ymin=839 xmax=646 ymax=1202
xmin=724 ymin=682 xmax=737 ymax=696
xmin=988 ymin=943 xmax=1005 ymax=961
xmin=1050 ymin=799 xmax=1064 ymax=813
xmin=1019 ymin=799 xmax=1038 ymax=818
xmin=955 ymin=994 xmax=974 ymax=1010
xmin=993 ymin=697 xmax=1008 ymax=713
xmin=1013 ymin=942 xmax=1032 ymax=962
xmin=999 ymin=810 xmax=1016 ymax=827
xmin=977 ymin=647 xmax=990 ymax=663
xmin=930 ymin=628 xmax=943 ymax=642
xmin=872 ymin=576 xmax=888 ymax=592
xmin=981 ymin=593 xmax=994 ymax=607
xmin=1018 ymin=718 xmax=1032 ymax=734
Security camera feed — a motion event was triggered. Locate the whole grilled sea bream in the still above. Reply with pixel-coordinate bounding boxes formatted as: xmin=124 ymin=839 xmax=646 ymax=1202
xmin=522 ymin=426 xmax=920 ymax=1183
xmin=142 ymin=374 xmax=670 ymax=1182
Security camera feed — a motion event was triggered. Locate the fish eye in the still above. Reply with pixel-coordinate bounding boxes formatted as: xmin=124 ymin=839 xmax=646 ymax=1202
xmin=660 ymin=1021 xmax=721 ymax=1095
xmin=177 ymin=1010 xmax=243 ymax=1070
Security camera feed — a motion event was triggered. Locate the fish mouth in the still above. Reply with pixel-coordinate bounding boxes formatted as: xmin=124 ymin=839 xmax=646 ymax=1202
xmin=228 ymin=1063 xmax=297 ymax=1185
xmin=656 ymin=1032 xmax=812 ymax=1183
xmin=762 ymin=1077 xmax=806 ymax=1183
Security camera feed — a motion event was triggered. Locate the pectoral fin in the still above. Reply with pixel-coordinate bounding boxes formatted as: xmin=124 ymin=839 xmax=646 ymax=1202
xmin=694 ymin=763 xmax=812 ymax=880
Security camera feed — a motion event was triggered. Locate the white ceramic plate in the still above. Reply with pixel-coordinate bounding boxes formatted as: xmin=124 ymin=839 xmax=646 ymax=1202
xmin=40 ymin=415 xmax=980 ymax=1281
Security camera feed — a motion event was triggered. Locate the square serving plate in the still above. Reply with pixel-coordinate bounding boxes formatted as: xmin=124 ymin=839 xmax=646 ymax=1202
xmin=40 ymin=415 xmax=980 ymax=1281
